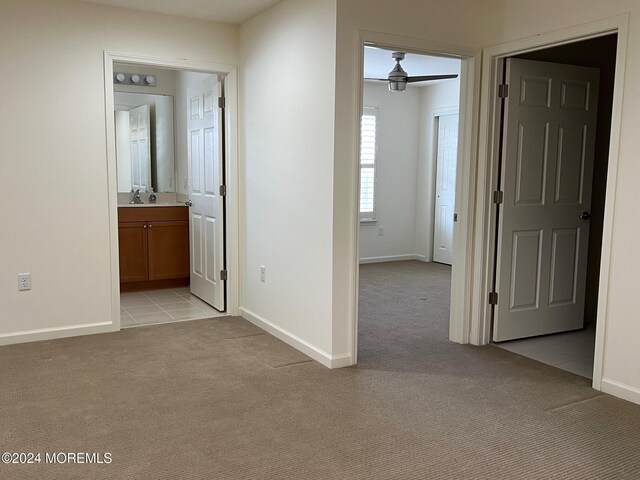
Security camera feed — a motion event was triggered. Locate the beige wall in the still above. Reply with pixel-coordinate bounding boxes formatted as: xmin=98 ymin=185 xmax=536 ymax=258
xmin=359 ymin=82 xmax=422 ymax=261
xmin=239 ymin=0 xmax=338 ymax=357
xmin=0 ymin=0 xmax=237 ymax=340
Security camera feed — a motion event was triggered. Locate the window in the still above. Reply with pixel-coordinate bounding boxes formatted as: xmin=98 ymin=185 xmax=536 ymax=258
xmin=360 ymin=107 xmax=378 ymax=220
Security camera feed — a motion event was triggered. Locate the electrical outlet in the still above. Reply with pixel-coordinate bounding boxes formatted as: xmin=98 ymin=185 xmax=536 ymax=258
xmin=18 ymin=273 xmax=32 ymax=291
xmin=378 ymin=226 xmax=384 ymax=236
xmin=260 ymin=266 xmax=266 ymax=283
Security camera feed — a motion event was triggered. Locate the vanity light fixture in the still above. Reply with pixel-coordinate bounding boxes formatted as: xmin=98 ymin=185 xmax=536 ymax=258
xmin=113 ymin=72 xmax=157 ymax=87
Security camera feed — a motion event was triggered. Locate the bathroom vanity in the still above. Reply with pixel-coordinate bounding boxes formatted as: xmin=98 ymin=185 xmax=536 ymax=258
xmin=118 ymin=204 xmax=189 ymax=292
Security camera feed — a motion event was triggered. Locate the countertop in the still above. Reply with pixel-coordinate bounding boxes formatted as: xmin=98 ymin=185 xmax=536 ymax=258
xmin=118 ymin=202 xmax=188 ymax=208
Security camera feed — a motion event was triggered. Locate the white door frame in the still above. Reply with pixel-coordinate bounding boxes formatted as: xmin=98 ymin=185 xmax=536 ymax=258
xmin=103 ymin=52 xmax=240 ymax=331
xmin=351 ymin=31 xmax=481 ymax=363
xmin=470 ymin=15 xmax=629 ymax=391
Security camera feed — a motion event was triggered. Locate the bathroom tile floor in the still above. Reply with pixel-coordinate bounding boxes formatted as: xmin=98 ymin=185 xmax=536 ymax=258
xmin=494 ymin=322 xmax=596 ymax=379
xmin=120 ymin=287 xmax=226 ymax=328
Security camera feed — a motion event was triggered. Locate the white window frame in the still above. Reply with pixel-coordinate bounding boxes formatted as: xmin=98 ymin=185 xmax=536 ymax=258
xmin=360 ymin=107 xmax=378 ymax=221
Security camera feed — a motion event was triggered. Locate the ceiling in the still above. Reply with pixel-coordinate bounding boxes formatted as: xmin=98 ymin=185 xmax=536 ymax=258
xmin=364 ymin=46 xmax=461 ymax=86
xmin=79 ymin=0 xmax=282 ymax=24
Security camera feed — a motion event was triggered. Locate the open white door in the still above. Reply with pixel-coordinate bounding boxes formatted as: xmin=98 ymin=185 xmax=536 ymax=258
xmin=493 ymin=58 xmax=599 ymax=342
xmin=187 ymin=76 xmax=225 ymax=311
xmin=129 ymin=104 xmax=151 ymax=193
xmin=433 ymin=113 xmax=459 ymax=265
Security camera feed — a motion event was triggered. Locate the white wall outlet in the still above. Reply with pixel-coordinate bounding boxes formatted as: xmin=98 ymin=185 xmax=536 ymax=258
xmin=260 ymin=265 xmax=266 ymax=283
xmin=378 ymin=226 xmax=384 ymax=236
xmin=18 ymin=273 xmax=32 ymax=291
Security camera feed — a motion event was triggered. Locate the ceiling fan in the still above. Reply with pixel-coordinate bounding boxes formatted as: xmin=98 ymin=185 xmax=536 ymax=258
xmin=366 ymin=52 xmax=458 ymax=92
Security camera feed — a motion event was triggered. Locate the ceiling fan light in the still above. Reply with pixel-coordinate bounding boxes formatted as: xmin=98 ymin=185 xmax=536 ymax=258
xmin=388 ymin=81 xmax=406 ymax=92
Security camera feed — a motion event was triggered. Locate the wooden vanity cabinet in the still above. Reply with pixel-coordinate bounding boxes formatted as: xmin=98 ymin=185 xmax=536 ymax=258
xmin=118 ymin=206 xmax=190 ymax=291
xmin=148 ymin=220 xmax=190 ymax=280
xmin=118 ymin=221 xmax=149 ymax=283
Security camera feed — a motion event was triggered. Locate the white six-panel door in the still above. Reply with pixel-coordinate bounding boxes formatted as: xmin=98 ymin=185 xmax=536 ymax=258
xmin=129 ymin=104 xmax=151 ymax=193
xmin=433 ymin=113 xmax=459 ymax=265
xmin=187 ymin=76 xmax=225 ymax=311
xmin=493 ymin=58 xmax=599 ymax=342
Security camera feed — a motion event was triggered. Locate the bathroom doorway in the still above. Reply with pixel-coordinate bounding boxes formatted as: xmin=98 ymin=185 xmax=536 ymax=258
xmin=104 ymin=54 xmax=240 ymax=330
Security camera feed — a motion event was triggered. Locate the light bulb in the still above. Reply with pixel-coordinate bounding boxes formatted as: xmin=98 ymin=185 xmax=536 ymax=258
xmin=131 ymin=74 xmax=140 ymax=84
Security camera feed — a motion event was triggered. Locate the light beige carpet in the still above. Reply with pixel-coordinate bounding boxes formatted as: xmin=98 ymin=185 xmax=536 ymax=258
xmin=1 ymin=261 xmax=639 ymax=479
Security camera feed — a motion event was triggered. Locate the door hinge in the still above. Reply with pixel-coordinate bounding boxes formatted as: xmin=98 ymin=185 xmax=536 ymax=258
xmin=218 ymin=96 xmax=225 ymax=109
xmin=498 ymin=84 xmax=509 ymax=98
xmin=453 ymin=213 xmax=458 ymax=222
xmin=493 ymin=190 xmax=504 ymax=204
xmin=489 ymin=291 xmax=498 ymax=306
xmin=219 ymin=184 xmax=226 ymax=196
xmin=220 ymin=270 xmax=228 ymax=281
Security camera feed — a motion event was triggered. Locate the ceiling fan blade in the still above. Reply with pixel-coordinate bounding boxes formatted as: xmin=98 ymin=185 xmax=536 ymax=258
xmin=406 ymin=74 xmax=458 ymax=83
xmin=364 ymin=78 xmax=392 ymax=82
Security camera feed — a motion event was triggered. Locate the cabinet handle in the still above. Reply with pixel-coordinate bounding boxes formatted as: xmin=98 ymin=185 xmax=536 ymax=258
xmin=149 ymin=224 xmax=153 ymax=228
xmin=143 ymin=225 xmax=147 ymax=229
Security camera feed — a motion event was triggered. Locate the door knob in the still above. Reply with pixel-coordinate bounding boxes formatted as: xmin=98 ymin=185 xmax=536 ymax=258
xmin=580 ymin=211 xmax=592 ymax=220
xmin=185 ymin=201 xmax=193 ymax=207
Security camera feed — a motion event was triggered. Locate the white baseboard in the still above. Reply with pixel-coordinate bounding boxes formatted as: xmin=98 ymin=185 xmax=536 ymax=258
xmin=0 ymin=322 xmax=115 ymax=347
xmin=601 ymin=377 xmax=640 ymax=406
xmin=359 ymin=254 xmax=427 ymax=264
xmin=239 ymin=307 xmax=354 ymax=368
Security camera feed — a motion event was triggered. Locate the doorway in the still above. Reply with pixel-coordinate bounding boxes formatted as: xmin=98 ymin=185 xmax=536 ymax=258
xmin=357 ymin=45 xmax=463 ymax=362
xmin=104 ymin=54 xmax=240 ymax=331
xmin=113 ymin=63 xmax=226 ymax=327
xmin=489 ymin=35 xmax=618 ymax=379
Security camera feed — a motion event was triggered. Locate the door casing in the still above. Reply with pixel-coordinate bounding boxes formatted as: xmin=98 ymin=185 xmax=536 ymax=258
xmin=103 ymin=52 xmax=240 ymax=331
xmin=471 ymin=16 xmax=629 ymax=391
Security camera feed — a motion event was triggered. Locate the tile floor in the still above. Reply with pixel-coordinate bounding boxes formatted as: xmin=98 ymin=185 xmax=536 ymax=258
xmin=120 ymin=287 xmax=226 ymax=328
xmin=494 ymin=322 xmax=596 ymax=379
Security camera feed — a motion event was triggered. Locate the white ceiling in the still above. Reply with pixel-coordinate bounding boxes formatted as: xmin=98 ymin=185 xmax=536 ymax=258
xmin=364 ymin=46 xmax=461 ymax=86
xmin=79 ymin=0 xmax=282 ymax=24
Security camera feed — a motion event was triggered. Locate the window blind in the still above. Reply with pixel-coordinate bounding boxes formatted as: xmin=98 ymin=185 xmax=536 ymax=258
xmin=360 ymin=108 xmax=378 ymax=219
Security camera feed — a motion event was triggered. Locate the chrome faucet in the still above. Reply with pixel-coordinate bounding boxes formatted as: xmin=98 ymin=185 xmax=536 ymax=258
xmin=129 ymin=189 xmax=144 ymax=204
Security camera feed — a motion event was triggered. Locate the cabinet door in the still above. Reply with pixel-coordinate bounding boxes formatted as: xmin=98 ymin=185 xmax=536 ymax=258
xmin=118 ymin=222 xmax=148 ymax=283
xmin=148 ymin=221 xmax=190 ymax=280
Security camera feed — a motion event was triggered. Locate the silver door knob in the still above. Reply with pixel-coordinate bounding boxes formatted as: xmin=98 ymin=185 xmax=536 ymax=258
xmin=580 ymin=211 xmax=591 ymax=220
xmin=185 ymin=201 xmax=193 ymax=207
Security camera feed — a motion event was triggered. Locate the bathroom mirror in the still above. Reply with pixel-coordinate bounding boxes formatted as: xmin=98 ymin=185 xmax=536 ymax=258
xmin=114 ymin=92 xmax=175 ymax=193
